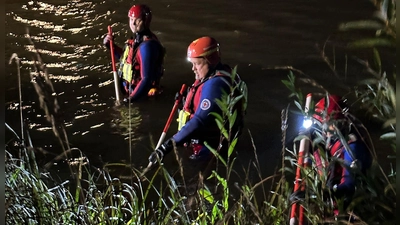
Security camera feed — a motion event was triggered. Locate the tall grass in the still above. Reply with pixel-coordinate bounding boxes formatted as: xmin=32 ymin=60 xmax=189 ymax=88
xmin=5 ymin=58 xmax=395 ymax=225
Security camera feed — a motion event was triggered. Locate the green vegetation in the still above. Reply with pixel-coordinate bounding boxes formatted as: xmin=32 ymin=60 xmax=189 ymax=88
xmin=6 ymin=1 xmax=395 ymax=224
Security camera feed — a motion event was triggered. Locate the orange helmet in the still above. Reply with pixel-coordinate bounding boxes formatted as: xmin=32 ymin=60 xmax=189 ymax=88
xmin=187 ymin=36 xmax=221 ymax=65
xmin=313 ymin=95 xmax=347 ymax=122
xmin=128 ymin=4 xmax=152 ymax=27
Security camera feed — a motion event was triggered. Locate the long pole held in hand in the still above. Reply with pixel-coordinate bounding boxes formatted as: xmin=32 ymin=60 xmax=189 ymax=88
xmin=107 ymin=25 xmax=121 ymax=105
xmin=155 ymin=83 xmax=187 ymax=149
xmin=290 ymin=93 xmax=312 ymax=225
xmin=141 ymin=84 xmax=187 ymax=175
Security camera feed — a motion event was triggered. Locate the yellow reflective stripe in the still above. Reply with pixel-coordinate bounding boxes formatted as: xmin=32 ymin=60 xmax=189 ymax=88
xmin=177 ymin=110 xmax=191 ymax=131
xmin=122 ymin=64 xmax=133 ymax=82
xmin=119 ymin=47 xmax=130 ymax=64
xmin=119 ymin=47 xmax=133 ymax=82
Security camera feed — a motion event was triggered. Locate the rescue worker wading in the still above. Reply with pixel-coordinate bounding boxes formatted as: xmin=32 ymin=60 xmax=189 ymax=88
xmin=311 ymin=95 xmax=372 ymax=217
xmin=148 ymin=36 xmax=247 ymax=165
xmin=103 ymin=4 xmax=164 ymax=102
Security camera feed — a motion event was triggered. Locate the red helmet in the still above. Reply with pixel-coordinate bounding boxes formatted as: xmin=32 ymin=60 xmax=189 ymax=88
xmin=128 ymin=4 xmax=152 ymax=27
xmin=313 ymin=95 xmax=347 ymax=122
xmin=187 ymin=36 xmax=221 ymax=65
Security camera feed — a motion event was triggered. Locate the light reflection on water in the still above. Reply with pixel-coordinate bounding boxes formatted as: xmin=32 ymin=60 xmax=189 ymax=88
xmin=6 ymin=0 xmax=121 ymax=145
xmin=12 ymin=15 xmax=65 ymax=31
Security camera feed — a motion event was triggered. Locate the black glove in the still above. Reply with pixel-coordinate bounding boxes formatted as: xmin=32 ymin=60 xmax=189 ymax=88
xmin=289 ymin=190 xmax=305 ymax=203
xmin=148 ymin=139 xmax=174 ymax=165
xmin=174 ymin=92 xmax=181 ymax=101
xmin=123 ymin=97 xmax=130 ymax=104
xmin=148 ymin=149 xmax=165 ymax=166
xmin=175 ymin=87 xmax=188 ymax=101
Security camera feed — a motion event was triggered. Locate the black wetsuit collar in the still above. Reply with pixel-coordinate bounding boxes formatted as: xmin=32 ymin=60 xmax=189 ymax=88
xmin=201 ymin=62 xmax=224 ymax=82
xmin=134 ymin=29 xmax=152 ymax=45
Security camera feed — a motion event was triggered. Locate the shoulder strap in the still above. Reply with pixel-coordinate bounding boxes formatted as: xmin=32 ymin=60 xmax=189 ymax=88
xmin=215 ymin=69 xmax=248 ymax=112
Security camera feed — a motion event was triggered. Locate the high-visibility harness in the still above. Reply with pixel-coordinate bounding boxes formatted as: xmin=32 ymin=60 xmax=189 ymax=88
xmin=118 ymin=39 xmax=140 ymax=84
xmin=177 ymin=69 xmax=247 ymax=131
xmin=118 ymin=36 xmax=164 ymax=85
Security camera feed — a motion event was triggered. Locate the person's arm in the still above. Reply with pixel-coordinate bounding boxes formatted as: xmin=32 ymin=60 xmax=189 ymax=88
xmin=172 ymin=77 xmax=229 ymax=145
xmin=128 ymin=40 xmax=161 ymax=101
xmin=334 ymin=144 xmax=356 ymax=197
xmin=149 ymin=77 xmax=229 ymax=165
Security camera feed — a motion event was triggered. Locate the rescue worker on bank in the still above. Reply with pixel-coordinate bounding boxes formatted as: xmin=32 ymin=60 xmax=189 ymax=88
xmin=148 ymin=36 xmax=247 ymax=165
xmin=311 ymin=95 xmax=372 ymax=217
xmin=103 ymin=4 xmax=164 ymax=102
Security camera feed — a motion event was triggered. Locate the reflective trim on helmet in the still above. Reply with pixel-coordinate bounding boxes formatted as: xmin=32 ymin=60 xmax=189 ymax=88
xmin=187 ymin=36 xmax=220 ymax=60
xmin=198 ymin=47 xmax=218 ymax=57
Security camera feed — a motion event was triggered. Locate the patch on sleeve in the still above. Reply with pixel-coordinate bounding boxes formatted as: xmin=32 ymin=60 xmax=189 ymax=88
xmin=200 ymin=99 xmax=211 ymax=110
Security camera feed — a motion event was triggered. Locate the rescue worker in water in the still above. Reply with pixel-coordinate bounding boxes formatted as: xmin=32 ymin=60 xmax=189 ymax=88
xmin=103 ymin=4 xmax=164 ymax=102
xmin=148 ymin=36 xmax=247 ymax=165
xmin=311 ymin=95 xmax=372 ymax=217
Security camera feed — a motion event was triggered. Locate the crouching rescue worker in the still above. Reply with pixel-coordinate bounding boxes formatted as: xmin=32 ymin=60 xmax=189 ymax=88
xmin=148 ymin=36 xmax=247 ymax=166
xmin=103 ymin=4 xmax=165 ymax=102
xmin=311 ymin=95 xmax=372 ymax=218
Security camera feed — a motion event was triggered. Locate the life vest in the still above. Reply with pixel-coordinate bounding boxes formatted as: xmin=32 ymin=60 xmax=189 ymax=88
xmin=327 ymin=134 xmax=358 ymax=187
xmin=177 ymin=66 xmax=248 ymax=131
xmin=118 ymin=34 xmax=164 ymax=85
xmin=119 ymin=39 xmax=139 ymax=84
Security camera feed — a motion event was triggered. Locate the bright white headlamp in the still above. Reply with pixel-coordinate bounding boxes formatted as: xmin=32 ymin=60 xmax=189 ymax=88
xmin=302 ymin=117 xmax=313 ymax=129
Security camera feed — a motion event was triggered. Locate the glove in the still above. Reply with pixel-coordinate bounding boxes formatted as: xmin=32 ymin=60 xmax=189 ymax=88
xmin=148 ymin=139 xmax=174 ymax=165
xmin=123 ymin=97 xmax=130 ymax=104
xmin=175 ymin=91 xmax=183 ymax=101
xmin=289 ymin=190 xmax=305 ymax=203
xmin=103 ymin=34 xmax=114 ymax=48
xmin=175 ymin=87 xmax=188 ymax=101
xmin=148 ymin=149 xmax=165 ymax=166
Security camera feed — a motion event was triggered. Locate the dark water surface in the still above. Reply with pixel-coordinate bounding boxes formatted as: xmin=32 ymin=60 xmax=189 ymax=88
xmin=6 ymin=0 xmax=389 ymax=184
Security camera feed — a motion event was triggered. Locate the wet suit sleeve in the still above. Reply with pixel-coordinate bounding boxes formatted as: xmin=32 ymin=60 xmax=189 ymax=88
xmin=334 ymin=147 xmax=355 ymax=197
xmin=335 ymin=141 xmax=371 ymax=197
xmin=128 ymin=40 xmax=161 ymax=101
xmin=172 ymin=77 xmax=230 ymax=145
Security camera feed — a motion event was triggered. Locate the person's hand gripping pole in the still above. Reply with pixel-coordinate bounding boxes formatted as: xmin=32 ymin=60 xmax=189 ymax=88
xmin=144 ymin=84 xmax=187 ymax=171
xmin=107 ymin=25 xmax=122 ymax=106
